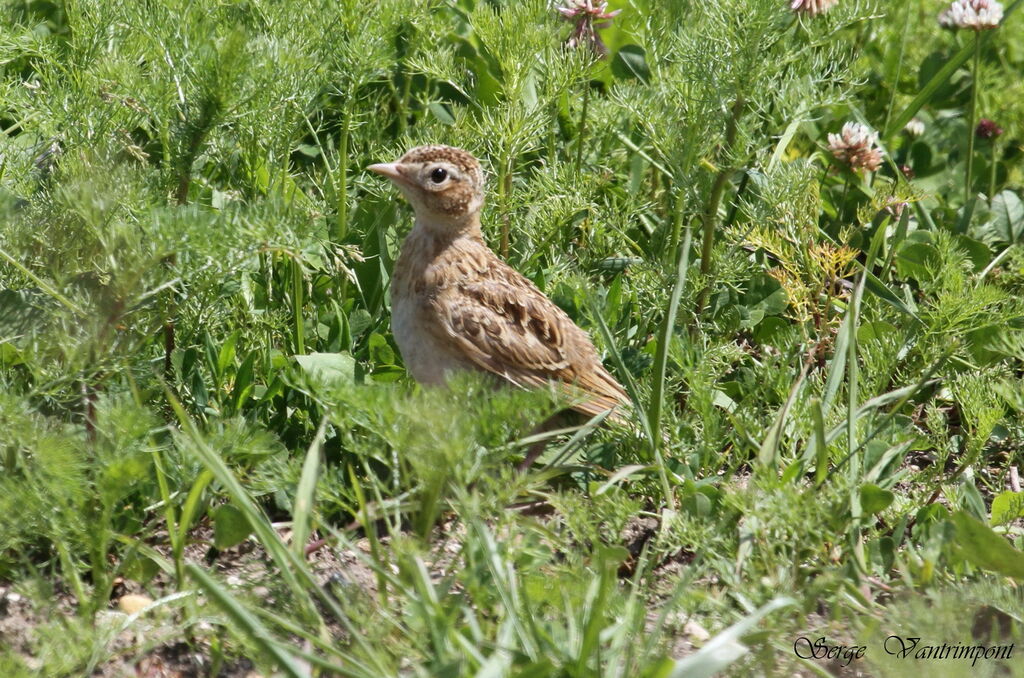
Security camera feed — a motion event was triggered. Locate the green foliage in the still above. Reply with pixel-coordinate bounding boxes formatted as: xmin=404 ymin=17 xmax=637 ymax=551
xmin=2 ymin=0 xmax=1024 ymax=674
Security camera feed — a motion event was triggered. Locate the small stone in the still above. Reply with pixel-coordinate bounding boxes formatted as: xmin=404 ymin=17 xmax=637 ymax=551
xmin=118 ymin=594 xmax=154 ymax=615
xmin=684 ymin=620 xmax=711 ymax=642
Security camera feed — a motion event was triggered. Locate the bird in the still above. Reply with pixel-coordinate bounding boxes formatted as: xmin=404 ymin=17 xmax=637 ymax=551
xmin=368 ymin=144 xmax=631 ymax=432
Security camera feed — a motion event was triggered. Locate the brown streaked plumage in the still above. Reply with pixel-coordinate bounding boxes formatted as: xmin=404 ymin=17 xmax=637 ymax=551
xmin=368 ymin=145 xmax=630 ymax=422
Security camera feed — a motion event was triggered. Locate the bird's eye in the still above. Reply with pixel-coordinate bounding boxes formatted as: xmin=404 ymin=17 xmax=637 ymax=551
xmin=430 ymin=167 xmax=448 ymax=184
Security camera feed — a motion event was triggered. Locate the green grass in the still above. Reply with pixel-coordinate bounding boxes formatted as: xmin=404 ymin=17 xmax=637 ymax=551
xmin=2 ymin=0 xmax=1024 ymax=675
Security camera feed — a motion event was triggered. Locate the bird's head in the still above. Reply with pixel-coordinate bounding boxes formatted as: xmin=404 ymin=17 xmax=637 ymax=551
xmin=368 ymin=145 xmax=485 ymax=231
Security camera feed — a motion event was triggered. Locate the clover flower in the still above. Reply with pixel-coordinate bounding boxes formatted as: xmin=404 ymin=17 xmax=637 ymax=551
xmin=938 ymin=0 xmax=1003 ymax=30
xmin=790 ymin=0 xmax=839 ymax=16
xmin=828 ymin=122 xmax=884 ymax=172
xmin=976 ymin=118 xmax=1004 ymax=139
xmin=904 ymin=118 xmax=926 ymax=138
xmin=558 ymin=0 xmax=621 ymax=55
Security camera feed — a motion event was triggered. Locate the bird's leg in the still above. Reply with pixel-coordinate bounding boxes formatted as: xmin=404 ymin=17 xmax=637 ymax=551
xmin=517 ymin=411 xmax=573 ymax=472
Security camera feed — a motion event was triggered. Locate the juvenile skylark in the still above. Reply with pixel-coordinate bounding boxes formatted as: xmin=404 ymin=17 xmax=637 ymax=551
xmin=368 ymin=145 xmax=630 ymax=422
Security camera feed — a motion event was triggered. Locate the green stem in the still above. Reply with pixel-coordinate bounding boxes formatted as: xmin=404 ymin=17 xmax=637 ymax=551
xmin=0 ymin=246 xmax=84 ymax=315
xmin=965 ymin=35 xmax=982 ymax=204
xmin=839 ymin=177 xmax=852 ymax=222
xmin=574 ymin=81 xmax=590 ymax=174
xmin=548 ymin=96 xmax=559 ymax=168
xmin=401 ymin=72 xmax=412 ymax=132
xmin=650 ymin=193 xmax=690 ymax=441
xmin=292 ymin=257 xmax=305 ymax=355
xmin=695 ymin=96 xmax=745 ymax=314
xmin=336 ymin=111 xmax=349 ymax=243
xmin=988 ymin=140 xmax=998 ymax=199
xmin=499 ymin=157 xmax=513 ymax=258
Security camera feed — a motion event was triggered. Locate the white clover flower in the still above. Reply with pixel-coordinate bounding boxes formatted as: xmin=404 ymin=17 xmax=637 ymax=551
xmin=904 ymin=118 xmax=926 ymax=138
xmin=828 ymin=122 xmax=884 ymax=172
xmin=938 ymin=0 xmax=1003 ymax=30
xmin=790 ymin=0 xmax=839 ymax=16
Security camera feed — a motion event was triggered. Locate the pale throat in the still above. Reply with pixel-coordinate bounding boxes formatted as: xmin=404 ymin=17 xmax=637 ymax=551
xmin=410 ymin=208 xmax=484 ymax=242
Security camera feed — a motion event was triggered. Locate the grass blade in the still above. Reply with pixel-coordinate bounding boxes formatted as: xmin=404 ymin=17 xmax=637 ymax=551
xmin=757 ymin=360 xmax=809 ymax=469
xmin=588 ymin=298 xmax=681 ymax=506
xmin=177 ymin=469 xmax=213 ymax=575
xmin=291 ymin=417 xmax=327 ymax=560
xmin=649 ymin=224 xmax=693 ymax=443
xmin=846 ymin=229 xmax=884 ymax=476
xmin=666 ymin=597 xmax=795 ymax=678
xmin=186 ymin=563 xmax=310 ymax=678
xmin=810 ymin=398 xmax=828 ymax=486
xmin=165 ymin=386 xmax=311 ymax=613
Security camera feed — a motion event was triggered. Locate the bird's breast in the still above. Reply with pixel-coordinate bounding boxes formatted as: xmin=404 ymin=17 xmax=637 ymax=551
xmin=391 ymin=230 xmax=476 ymax=385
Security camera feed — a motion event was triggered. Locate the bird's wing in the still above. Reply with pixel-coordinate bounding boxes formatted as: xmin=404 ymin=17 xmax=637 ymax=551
xmin=426 ymin=253 xmax=630 ymax=421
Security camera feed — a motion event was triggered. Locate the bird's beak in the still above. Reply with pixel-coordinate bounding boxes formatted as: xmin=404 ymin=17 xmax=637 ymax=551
xmin=367 ymin=162 xmax=407 ymax=184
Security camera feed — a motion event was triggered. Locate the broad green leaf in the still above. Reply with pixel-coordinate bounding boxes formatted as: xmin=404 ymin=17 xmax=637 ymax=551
xmin=294 ymin=351 xmax=356 ymax=385
xmin=348 ymin=308 xmax=372 ymax=340
xmin=212 ymin=504 xmax=253 ymax=550
xmin=741 ymin=273 xmax=787 ymax=316
xmin=216 ymin=330 xmax=240 ymax=380
xmin=231 ymin=351 xmax=257 ymax=413
xmin=954 ymin=234 xmax=992 ymax=271
xmin=427 ymin=101 xmax=455 ymax=125
xmin=895 ymin=242 xmax=940 ymax=281
xmin=952 ymin=510 xmax=1024 ymax=580
xmin=611 ymin=44 xmax=651 ymax=84
xmin=990 ymin=190 xmax=1024 ymax=244
xmin=368 ymin=332 xmax=395 ymax=366
xmin=860 ymin=483 xmax=895 ymax=515
xmin=991 ymin=491 xmax=1024 ymax=526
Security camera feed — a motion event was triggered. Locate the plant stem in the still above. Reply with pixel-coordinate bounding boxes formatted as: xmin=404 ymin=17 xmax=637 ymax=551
xmin=292 ymin=256 xmax=305 ymax=355
xmin=548 ymin=98 xmax=559 ymax=168
xmin=839 ymin=177 xmax=852 ymax=222
xmin=965 ymin=35 xmax=982 ymax=204
xmin=499 ymin=156 xmax=513 ymax=258
xmin=695 ymin=96 xmax=745 ymax=314
xmin=650 ymin=195 xmax=691 ymax=441
xmin=574 ymin=80 xmax=590 ymax=174
xmin=399 ymin=69 xmax=412 ymax=136
xmin=989 ymin=140 xmax=998 ymax=198
xmin=336 ymin=111 xmax=349 ymax=243
xmin=0 ymin=246 xmax=84 ymax=315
